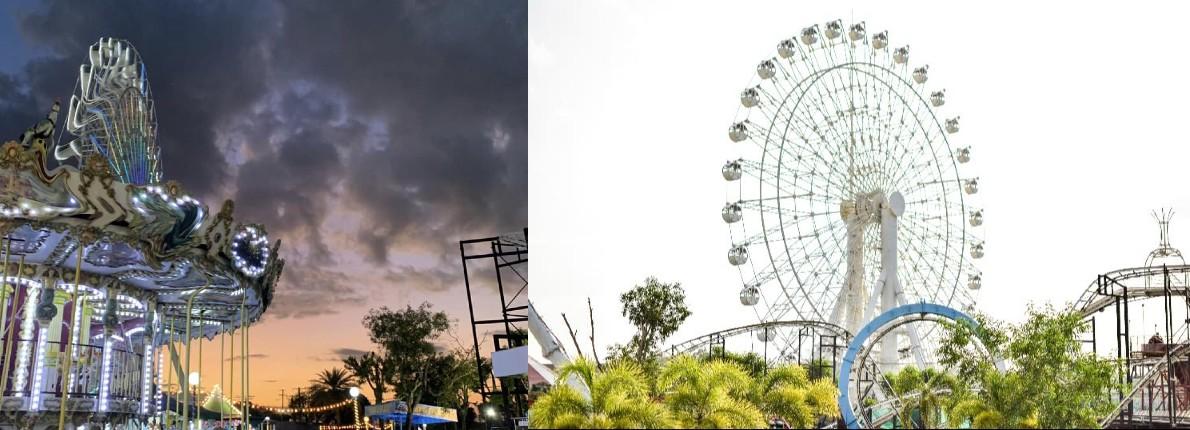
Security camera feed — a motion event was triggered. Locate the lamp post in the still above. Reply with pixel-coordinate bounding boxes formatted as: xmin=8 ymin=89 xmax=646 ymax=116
xmin=189 ymin=372 xmax=200 ymax=429
xmin=349 ymin=386 xmax=361 ymax=429
xmin=264 ymin=416 xmax=271 ymax=430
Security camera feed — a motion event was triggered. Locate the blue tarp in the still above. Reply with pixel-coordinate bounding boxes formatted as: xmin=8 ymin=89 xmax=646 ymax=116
xmin=367 ymin=412 xmax=455 ymax=426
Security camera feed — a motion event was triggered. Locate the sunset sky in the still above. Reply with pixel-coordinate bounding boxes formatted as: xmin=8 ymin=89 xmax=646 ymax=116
xmin=0 ymin=0 xmax=526 ymax=405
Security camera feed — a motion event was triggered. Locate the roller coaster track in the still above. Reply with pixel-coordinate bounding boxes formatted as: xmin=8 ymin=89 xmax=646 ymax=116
xmin=1075 ymin=264 xmax=1190 ymax=318
xmin=1065 ymin=264 xmax=1190 ymax=427
xmin=666 ymin=319 xmax=851 ymax=357
xmin=1099 ymin=338 xmax=1190 ymax=427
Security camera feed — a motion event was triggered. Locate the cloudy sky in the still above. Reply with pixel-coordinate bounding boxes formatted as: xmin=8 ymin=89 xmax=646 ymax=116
xmin=531 ymin=1 xmax=1190 ymax=363
xmin=0 ymin=0 xmax=525 ymax=404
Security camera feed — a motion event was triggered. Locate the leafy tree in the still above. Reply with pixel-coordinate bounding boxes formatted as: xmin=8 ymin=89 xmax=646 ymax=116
xmin=752 ymin=363 xmax=839 ymax=428
xmin=529 ymin=357 xmax=673 ymax=428
xmin=418 ymin=349 xmax=483 ymax=428
xmin=616 ymin=277 xmax=692 ymax=364
xmin=885 ymin=366 xmax=964 ymax=429
xmin=804 ymin=358 xmax=835 ymax=382
xmin=656 ymin=355 xmax=765 ymax=428
xmin=363 ymin=302 xmax=452 ymax=430
xmin=939 ymin=305 xmax=1122 ymax=429
xmin=343 ymin=351 xmax=391 ymax=405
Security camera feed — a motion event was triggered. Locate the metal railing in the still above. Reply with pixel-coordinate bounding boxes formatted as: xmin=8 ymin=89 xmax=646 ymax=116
xmin=0 ymin=337 xmax=144 ymax=404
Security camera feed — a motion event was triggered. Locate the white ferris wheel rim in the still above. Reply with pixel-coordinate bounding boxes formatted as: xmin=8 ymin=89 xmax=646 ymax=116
xmin=724 ymin=21 xmax=982 ymax=338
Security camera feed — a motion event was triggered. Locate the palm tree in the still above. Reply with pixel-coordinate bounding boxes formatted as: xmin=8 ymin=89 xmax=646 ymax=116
xmin=310 ymin=367 xmax=354 ymax=424
xmin=752 ymin=363 xmax=839 ymax=428
xmin=344 ymin=352 xmax=389 ymax=404
xmin=887 ymin=366 xmax=964 ymax=429
xmin=656 ymin=355 xmax=765 ymax=428
xmin=945 ymin=371 xmax=1039 ymax=429
xmin=529 ymin=357 xmax=673 ymax=428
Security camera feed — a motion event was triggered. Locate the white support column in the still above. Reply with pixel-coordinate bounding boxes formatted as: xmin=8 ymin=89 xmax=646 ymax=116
xmin=879 ymin=192 xmax=905 ymax=369
xmin=843 ymin=220 xmax=866 ymax=334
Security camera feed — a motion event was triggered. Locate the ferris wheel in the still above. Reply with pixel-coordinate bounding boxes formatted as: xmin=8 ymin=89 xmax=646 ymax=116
xmin=721 ymin=20 xmax=983 ymax=367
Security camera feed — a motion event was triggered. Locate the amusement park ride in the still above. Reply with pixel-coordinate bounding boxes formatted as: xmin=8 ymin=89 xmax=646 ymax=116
xmin=0 ymin=38 xmax=283 ymax=429
xmin=715 ymin=19 xmax=984 ymax=428
xmin=684 ymin=18 xmax=1190 ymax=429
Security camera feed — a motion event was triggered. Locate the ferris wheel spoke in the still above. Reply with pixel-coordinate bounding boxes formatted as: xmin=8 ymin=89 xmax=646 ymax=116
xmin=727 ymin=20 xmax=980 ymax=366
xmin=897 ymin=225 xmax=962 ymax=297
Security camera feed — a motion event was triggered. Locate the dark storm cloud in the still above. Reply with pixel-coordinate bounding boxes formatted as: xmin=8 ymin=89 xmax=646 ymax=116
xmin=266 ymin=265 xmax=365 ymax=319
xmin=271 ymin=0 xmax=528 ymax=263
xmin=1 ymin=0 xmax=526 ymax=318
xmin=16 ymin=0 xmax=277 ymax=196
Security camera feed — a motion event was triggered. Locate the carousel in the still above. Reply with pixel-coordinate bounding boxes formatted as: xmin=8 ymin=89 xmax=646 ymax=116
xmin=0 ymin=38 xmax=283 ymax=429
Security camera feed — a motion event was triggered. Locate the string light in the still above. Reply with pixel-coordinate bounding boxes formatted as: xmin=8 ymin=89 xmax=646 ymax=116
xmin=318 ymin=424 xmax=382 ymax=430
xmin=98 ymin=337 xmax=114 ymax=412
xmin=12 ymin=280 xmax=43 ymax=396
xmin=232 ymin=226 xmax=269 ymax=278
xmin=240 ymin=397 xmax=353 ymax=415
xmin=28 ymin=327 xmax=49 ymax=410
xmin=140 ymin=338 xmax=154 ymax=414
xmin=155 ymin=345 xmax=164 ymax=416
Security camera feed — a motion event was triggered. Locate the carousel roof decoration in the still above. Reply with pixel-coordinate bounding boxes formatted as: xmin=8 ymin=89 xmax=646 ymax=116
xmin=58 ymin=37 xmax=162 ymax=186
xmin=0 ymin=42 xmax=282 ymax=342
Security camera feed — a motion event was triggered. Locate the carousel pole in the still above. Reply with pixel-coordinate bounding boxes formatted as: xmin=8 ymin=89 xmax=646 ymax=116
xmin=246 ymin=308 xmax=252 ymax=425
xmin=166 ymin=317 xmax=175 ymax=427
xmin=229 ymin=322 xmax=236 ymax=420
xmin=198 ymin=315 xmax=204 ymax=429
xmin=0 ymin=237 xmax=10 ymax=392
xmin=57 ymin=241 xmax=85 ymax=429
xmin=183 ymin=279 xmax=210 ymax=429
xmin=241 ymin=293 xmax=250 ymax=426
xmin=221 ymin=322 xmax=226 ymax=424
xmin=0 ymin=252 xmax=26 ymax=395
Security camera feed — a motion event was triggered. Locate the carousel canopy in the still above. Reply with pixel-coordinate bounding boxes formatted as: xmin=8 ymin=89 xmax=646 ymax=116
xmin=0 ymin=42 xmax=282 ymax=344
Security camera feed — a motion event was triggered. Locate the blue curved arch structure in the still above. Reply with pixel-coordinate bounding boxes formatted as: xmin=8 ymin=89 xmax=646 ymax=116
xmin=836 ymin=303 xmax=976 ymax=429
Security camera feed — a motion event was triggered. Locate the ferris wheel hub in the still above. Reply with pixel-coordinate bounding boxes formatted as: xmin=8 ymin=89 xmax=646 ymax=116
xmin=839 ymin=191 xmax=904 ymax=224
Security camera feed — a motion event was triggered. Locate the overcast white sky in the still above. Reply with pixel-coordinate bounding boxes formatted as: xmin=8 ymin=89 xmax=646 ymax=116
xmin=529 ymin=1 xmax=1190 ymax=363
